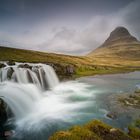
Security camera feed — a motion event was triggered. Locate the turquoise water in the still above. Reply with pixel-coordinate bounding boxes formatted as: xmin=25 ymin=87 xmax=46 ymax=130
xmin=10 ymin=71 xmax=140 ymax=140
xmin=78 ymin=71 xmax=140 ymax=129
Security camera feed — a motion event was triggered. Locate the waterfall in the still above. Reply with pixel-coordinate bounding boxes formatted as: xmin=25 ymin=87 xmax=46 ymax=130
xmin=0 ymin=62 xmax=94 ymax=139
xmin=0 ymin=63 xmax=59 ymax=90
xmin=0 ymin=82 xmax=42 ymax=119
xmin=0 ymin=62 xmax=60 ymax=120
xmin=0 ymin=62 xmax=103 ymax=140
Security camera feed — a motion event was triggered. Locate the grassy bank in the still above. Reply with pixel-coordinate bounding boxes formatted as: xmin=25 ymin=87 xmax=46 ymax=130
xmin=75 ymin=66 xmax=140 ymax=78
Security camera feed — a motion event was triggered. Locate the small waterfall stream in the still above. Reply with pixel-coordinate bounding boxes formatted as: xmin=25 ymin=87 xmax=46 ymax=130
xmin=0 ymin=63 xmax=59 ymax=90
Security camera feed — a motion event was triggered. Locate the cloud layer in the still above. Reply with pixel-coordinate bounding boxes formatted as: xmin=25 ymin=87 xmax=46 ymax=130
xmin=0 ymin=0 xmax=140 ymax=55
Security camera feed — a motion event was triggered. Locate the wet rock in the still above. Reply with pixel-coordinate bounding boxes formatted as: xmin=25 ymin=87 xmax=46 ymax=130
xmin=107 ymin=112 xmax=117 ymax=120
xmin=46 ymin=63 xmax=55 ymax=67
xmin=65 ymin=65 xmax=75 ymax=75
xmin=110 ymin=128 xmax=118 ymax=133
xmin=18 ymin=64 xmax=32 ymax=69
xmin=0 ymin=63 xmax=6 ymax=68
xmin=7 ymin=61 xmax=15 ymax=66
xmin=51 ymin=64 xmax=64 ymax=75
xmin=0 ymin=99 xmax=8 ymax=125
xmin=48 ymin=63 xmax=75 ymax=78
xmin=119 ymin=91 xmax=140 ymax=108
xmin=7 ymin=67 xmax=14 ymax=80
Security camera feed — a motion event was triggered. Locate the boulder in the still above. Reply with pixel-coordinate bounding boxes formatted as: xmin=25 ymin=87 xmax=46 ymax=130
xmin=18 ymin=64 xmax=32 ymax=69
xmin=65 ymin=65 xmax=75 ymax=75
xmin=0 ymin=63 xmax=6 ymax=68
xmin=7 ymin=61 xmax=15 ymax=66
xmin=7 ymin=67 xmax=14 ymax=80
xmin=106 ymin=112 xmax=117 ymax=120
xmin=0 ymin=99 xmax=8 ymax=125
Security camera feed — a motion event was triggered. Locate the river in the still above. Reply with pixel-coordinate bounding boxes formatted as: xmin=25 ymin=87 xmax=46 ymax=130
xmin=0 ymin=64 xmax=140 ymax=140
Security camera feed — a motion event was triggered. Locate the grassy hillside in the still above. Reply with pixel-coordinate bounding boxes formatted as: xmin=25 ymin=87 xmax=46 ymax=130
xmin=0 ymin=46 xmax=140 ymax=77
xmin=0 ymin=46 xmax=89 ymax=65
xmin=88 ymin=43 xmax=140 ymax=60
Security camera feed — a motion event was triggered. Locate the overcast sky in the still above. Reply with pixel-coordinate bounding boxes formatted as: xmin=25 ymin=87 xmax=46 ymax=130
xmin=0 ymin=0 xmax=140 ymax=55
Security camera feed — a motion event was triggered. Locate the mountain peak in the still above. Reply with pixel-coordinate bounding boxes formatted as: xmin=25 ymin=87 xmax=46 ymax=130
xmin=110 ymin=26 xmax=130 ymax=38
xmin=101 ymin=26 xmax=138 ymax=47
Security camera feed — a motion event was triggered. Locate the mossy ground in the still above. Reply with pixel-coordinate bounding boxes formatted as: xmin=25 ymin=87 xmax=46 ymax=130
xmin=49 ymin=120 xmax=133 ymax=140
xmin=128 ymin=118 xmax=140 ymax=139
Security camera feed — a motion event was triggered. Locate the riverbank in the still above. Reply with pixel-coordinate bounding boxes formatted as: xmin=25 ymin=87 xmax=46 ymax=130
xmin=49 ymin=119 xmax=138 ymax=140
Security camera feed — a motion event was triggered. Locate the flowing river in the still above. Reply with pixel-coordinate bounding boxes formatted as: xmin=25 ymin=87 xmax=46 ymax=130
xmin=0 ymin=63 xmax=140 ymax=140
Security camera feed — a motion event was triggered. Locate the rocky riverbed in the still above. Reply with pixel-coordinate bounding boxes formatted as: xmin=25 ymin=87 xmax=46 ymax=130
xmin=104 ymin=88 xmax=140 ymax=120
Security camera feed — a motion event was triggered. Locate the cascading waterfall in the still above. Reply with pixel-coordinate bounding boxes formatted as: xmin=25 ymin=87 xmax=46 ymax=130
xmin=0 ymin=62 xmax=100 ymax=140
xmin=0 ymin=82 xmax=42 ymax=119
xmin=0 ymin=63 xmax=59 ymax=90
xmin=0 ymin=62 xmax=60 ymax=120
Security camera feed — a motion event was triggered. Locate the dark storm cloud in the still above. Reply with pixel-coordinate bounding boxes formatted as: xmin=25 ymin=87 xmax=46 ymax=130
xmin=0 ymin=0 xmax=139 ymax=55
xmin=0 ymin=0 xmax=133 ymax=24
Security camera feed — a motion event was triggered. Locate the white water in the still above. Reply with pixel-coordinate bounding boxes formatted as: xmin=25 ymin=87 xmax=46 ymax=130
xmin=0 ymin=63 xmax=59 ymax=90
xmin=0 ymin=82 xmax=42 ymax=119
xmin=0 ymin=63 xmax=96 ymax=128
xmin=0 ymin=80 xmax=95 ymax=134
xmin=0 ymin=63 xmax=61 ymax=119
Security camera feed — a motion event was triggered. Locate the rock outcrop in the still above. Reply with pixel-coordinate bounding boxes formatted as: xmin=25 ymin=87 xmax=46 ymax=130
xmin=0 ymin=99 xmax=8 ymax=125
xmin=0 ymin=63 xmax=6 ymax=68
xmin=18 ymin=64 xmax=32 ymax=69
xmin=119 ymin=88 xmax=140 ymax=108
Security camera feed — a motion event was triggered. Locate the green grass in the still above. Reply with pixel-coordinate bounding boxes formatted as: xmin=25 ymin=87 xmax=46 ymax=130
xmin=75 ymin=66 xmax=140 ymax=78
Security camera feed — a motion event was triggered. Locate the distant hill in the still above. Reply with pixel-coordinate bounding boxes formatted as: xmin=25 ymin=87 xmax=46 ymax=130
xmin=0 ymin=46 xmax=90 ymax=66
xmin=88 ymin=26 xmax=140 ymax=60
